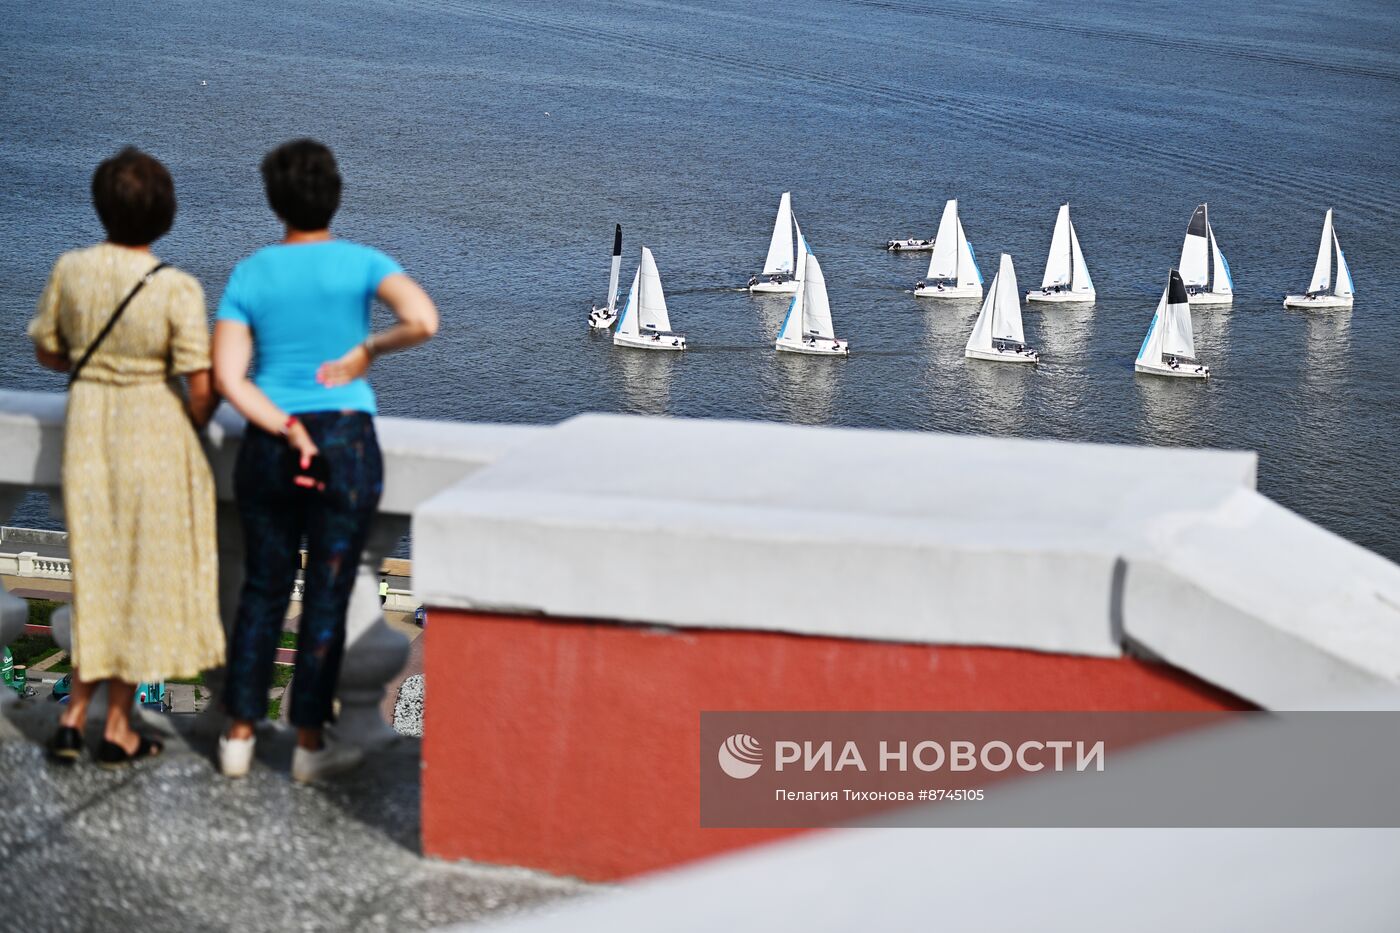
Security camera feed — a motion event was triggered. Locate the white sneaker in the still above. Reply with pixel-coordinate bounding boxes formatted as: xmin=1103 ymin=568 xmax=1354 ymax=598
xmin=219 ymin=734 xmax=255 ymax=778
xmin=291 ymin=739 xmax=363 ymax=784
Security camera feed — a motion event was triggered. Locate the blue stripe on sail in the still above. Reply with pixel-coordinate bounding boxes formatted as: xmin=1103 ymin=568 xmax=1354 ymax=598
xmin=1137 ymin=314 xmax=1158 ymax=361
xmin=775 ymin=237 xmax=811 ymax=340
xmin=616 ymin=293 xmax=632 ymax=330
xmin=1337 ymin=248 xmax=1354 ymax=294
xmin=968 ymin=241 xmax=983 ymax=285
xmin=1219 ymin=252 xmax=1234 ymax=290
xmin=777 ymin=292 xmax=799 ymax=341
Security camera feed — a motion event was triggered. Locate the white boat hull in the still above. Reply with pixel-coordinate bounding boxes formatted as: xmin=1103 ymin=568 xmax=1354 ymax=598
xmin=887 ymin=240 xmax=933 ymax=252
xmin=966 ymin=346 xmax=1038 ymax=364
xmin=777 ymin=336 xmax=849 ymax=356
xmin=614 ymin=330 xmax=687 ymax=351
xmin=914 ymin=284 xmax=982 ymax=299
xmin=1186 ymin=291 xmax=1233 ymax=306
xmin=588 ymin=307 xmax=617 ymax=329
xmin=1135 ymin=359 xmax=1210 ymax=379
xmin=1284 ymin=293 xmax=1353 ymax=309
xmin=1025 ymin=290 xmax=1095 ymax=304
xmin=749 ymin=279 xmax=798 ymax=295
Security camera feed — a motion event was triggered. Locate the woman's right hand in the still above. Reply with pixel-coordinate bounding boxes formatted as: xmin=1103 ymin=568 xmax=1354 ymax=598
xmin=285 ymin=420 xmax=322 ymax=484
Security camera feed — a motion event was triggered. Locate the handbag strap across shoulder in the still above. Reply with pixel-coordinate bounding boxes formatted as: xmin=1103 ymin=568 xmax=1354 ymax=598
xmin=69 ymin=261 xmax=168 ymax=387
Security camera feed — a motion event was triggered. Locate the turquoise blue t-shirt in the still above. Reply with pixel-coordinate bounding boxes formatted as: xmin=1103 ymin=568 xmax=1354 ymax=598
xmin=216 ymin=240 xmax=402 ymax=415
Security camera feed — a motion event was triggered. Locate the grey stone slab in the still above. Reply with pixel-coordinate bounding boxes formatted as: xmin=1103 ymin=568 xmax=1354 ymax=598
xmin=0 ymin=716 xmax=144 ymax=853
xmin=341 ymin=862 xmax=594 ymax=933
xmin=394 ymin=674 xmax=424 ymax=738
xmin=0 ymin=702 xmax=586 ymax=932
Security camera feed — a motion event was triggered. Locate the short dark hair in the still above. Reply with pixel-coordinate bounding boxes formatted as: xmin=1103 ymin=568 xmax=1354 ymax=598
xmin=91 ymin=147 xmax=176 ymax=246
xmin=260 ymin=139 xmax=341 ymax=231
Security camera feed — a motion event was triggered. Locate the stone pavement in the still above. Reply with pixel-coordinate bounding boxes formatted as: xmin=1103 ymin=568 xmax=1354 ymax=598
xmin=0 ymin=701 xmax=588 ymax=932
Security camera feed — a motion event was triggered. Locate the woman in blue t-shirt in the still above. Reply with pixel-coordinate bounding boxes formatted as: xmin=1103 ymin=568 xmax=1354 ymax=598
xmin=212 ymin=139 xmax=438 ymax=783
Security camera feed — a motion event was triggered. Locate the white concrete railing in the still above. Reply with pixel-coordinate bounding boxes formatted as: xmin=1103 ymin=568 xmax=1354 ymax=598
xmin=0 ymin=551 xmax=71 ymax=580
xmin=413 ymin=413 xmax=1400 ymax=711
xmin=0 ymin=546 xmax=416 ymax=608
xmin=0 ymin=388 xmax=543 ymax=741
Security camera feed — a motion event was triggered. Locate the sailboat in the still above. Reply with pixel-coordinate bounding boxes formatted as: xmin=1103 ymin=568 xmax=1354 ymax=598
xmin=588 ymin=224 xmax=623 ymax=329
xmin=776 ymin=226 xmax=849 ymax=356
xmin=1135 ymin=270 xmax=1210 ymax=378
xmin=1026 ymin=204 xmax=1095 ymax=303
xmin=965 ymin=254 xmax=1038 ymax=364
xmin=914 ymin=199 xmax=983 ymax=299
xmin=1284 ymin=209 xmax=1354 ymax=309
xmin=1177 ymin=203 xmax=1234 ymax=305
xmin=614 ymin=246 xmax=687 ymax=351
xmin=749 ymin=192 xmax=799 ymax=294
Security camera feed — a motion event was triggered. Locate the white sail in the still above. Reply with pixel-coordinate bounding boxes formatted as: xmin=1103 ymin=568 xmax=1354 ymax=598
xmin=1163 ymin=280 xmax=1197 ymax=358
xmin=606 ymin=223 xmax=622 ymax=311
xmin=1136 ymin=291 xmax=1168 ymax=367
xmin=762 ymin=192 xmax=794 ymax=275
xmin=615 ymin=267 xmax=641 ymax=337
xmin=954 ymin=217 xmax=982 ymax=289
xmin=1208 ymin=227 xmax=1233 ymax=295
xmin=777 ymin=236 xmax=810 ymax=343
xmin=926 ymin=199 xmax=960 ymax=280
xmin=1138 ymin=271 xmax=1193 ymax=365
xmin=1334 ymin=232 xmax=1354 ymax=297
xmin=1068 ymin=219 xmax=1093 ymax=293
xmin=991 ymin=254 xmax=1024 ymax=343
xmin=968 ymin=254 xmax=1023 ymax=352
xmin=637 ymin=246 xmax=672 ymax=333
xmin=966 ymin=283 xmax=997 ymax=353
xmin=802 ymin=250 xmax=835 ymax=339
xmin=1179 ymin=204 xmax=1210 ymax=288
xmin=1041 ymin=204 xmax=1073 ymax=289
xmin=1307 ymin=209 xmax=1333 ymax=294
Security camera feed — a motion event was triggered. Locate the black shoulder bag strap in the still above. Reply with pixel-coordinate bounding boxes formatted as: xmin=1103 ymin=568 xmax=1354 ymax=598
xmin=69 ymin=262 xmax=168 ymax=387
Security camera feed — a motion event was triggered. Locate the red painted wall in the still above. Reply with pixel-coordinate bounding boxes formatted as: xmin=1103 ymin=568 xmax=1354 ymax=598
xmin=422 ymin=611 xmax=1248 ymax=881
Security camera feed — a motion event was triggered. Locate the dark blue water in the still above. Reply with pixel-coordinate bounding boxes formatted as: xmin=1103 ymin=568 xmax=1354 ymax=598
xmin=3 ymin=0 xmax=1398 ymax=560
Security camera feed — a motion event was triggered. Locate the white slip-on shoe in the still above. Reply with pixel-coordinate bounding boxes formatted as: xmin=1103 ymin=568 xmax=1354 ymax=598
xmin=291 ymin=739 xmax=364 ymax=784
xmin=219 ymin=734 xmax=255 ymax=778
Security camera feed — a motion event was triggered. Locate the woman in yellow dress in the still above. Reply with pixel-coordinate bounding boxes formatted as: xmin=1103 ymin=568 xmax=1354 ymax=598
xmin=29 ymin=147 xmax=225 ymax=767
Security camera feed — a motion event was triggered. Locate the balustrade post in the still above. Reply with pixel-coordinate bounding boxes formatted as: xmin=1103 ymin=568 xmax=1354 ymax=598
xmin=333 ymin=515 xmax=411 ymax=749
xmin=0 ymin=487 xmax=29 ymax=707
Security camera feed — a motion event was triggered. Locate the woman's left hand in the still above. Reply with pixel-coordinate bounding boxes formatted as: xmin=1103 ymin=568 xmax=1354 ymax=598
xmin=317 ymin=344 xmax=371 ymax=388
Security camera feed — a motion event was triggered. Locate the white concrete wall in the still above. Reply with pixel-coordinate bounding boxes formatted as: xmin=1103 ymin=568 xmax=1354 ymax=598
xmin=0 ymin=388 xmax=544 ymax=517
xmin=7 ymin=388 xmax=1399 ymax=711
xmin=413 ymin=414 xmax=1400 ymax=707
xmin=472 ymin=831 xmax=1400 ymax=933
xmin=1123 ymin=489 xmax=1400 ymax=709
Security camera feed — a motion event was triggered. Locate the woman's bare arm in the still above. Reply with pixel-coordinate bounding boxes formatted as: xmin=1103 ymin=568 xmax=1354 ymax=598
xmin=316 ymin=273 xmax=439 ymax=387
xmin=185 ymin=369 xmax=218 ymax=429
xmin=212 ymin=320 xmax=319 ymax=461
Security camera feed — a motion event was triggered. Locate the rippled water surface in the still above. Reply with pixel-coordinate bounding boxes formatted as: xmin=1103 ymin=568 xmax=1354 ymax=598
xmin=2 ymin=0 xmax=1398 ymax=559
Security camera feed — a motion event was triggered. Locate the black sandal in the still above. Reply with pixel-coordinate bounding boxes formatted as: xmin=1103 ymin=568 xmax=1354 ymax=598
xmin=96 ymin=735 xmax=164 ymax=769
xmin=46 ymin=726 xmax=84 ymax=764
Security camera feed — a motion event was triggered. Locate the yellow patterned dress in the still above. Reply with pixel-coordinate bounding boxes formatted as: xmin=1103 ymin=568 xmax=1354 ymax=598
xmin=28 ymin=243 xmax=225 ymax=681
